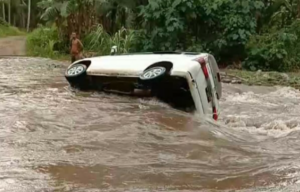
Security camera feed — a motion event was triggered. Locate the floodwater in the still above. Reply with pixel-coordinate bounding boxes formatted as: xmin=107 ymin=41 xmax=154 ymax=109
xmin=1 ymin=57 xmax=300 ymax=192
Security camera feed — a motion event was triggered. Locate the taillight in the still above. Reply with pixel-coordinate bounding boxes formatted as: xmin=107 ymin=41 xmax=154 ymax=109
xmin=217 ymin=72 xmax=221 ymax=82
xmin=213 ymin=106 xmax=218 ymax=121
xmin=196 ymin=58 xmax=209 ymax=79
xmin=202 ymin=65 xmax=209 ymax=79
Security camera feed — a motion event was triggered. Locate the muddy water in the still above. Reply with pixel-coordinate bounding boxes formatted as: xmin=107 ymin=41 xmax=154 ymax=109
xmin=1 ymin=57 xmax=300 ymax=192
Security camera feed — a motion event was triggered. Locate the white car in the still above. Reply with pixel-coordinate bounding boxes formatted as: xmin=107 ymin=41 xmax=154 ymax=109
xmin=65 ymin=51 xmax=222 ymax=120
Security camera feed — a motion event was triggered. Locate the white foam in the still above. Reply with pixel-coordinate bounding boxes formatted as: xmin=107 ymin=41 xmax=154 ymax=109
xmin=224 ymin=91 xmax=260 ymax=103
xmin=220 ymin=86 xmax=300 ymax=138
xmin=269 ymin=86 xmax=300 ymax=98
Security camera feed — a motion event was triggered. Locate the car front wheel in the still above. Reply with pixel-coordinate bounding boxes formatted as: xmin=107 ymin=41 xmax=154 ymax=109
xmin=65 ymin=64 xmax=89 ymax=89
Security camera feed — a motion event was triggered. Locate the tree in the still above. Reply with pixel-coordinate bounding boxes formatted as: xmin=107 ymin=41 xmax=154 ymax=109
xmin=8 ymin=0 xmax=10 ymax=24
xmin=26 ymin=0 xmax=30 ymax=31
xmin=37 ymin=0 xmax=136 ymax=38
xmin=2 ymin=2 xmax=5 ymax=21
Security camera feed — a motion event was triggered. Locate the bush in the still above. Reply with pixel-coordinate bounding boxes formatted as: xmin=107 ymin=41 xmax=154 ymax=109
xmin=0 ymin=18 xmax=23 ymax=37
xmin=0 ymin=18 xmax=9 ymax=27
xmin=243 ymin=20 xmax=300 ymax=72
xmin=26 ymin=25 xmax=138 ymax=59
xmin=83 ymin=24 xmax=137 ymax=55
xmin=137 ymin=0 xmax=264 ymax=63
xmin=26 ymin=27 xmax=62 ymax=58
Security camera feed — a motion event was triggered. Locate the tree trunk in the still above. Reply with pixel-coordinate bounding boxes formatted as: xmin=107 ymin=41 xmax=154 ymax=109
xmin=297 ymin=0 xmax=300 ymax=18
xmin=13 ymin=14 xmax=16 ymax=26
xmin=22 ymin=12 xmax=25 ymax=28
xmin=110 ymin=9 xmax=117 ymax=34
xmin=8 ymin=0 xmax=10 ymax=24
xmin=26 ymin=0 xmax=31 ymax=32
xmin=2 ymin=3 xmax=5 ymax=21
xmin=121 ymin=8 xmax=126 ymax=28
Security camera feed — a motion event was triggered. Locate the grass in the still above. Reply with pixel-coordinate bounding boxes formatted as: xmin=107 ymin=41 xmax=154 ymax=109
xmin=0 ymin=25 xmax=25 ymax=37
xmin=224 ymin=69 xmax=300 ymax=89
xmin=25 ymin=26 xmax=69 ymax=60
xmin=26 ymin=25 xmax=137 ymax=61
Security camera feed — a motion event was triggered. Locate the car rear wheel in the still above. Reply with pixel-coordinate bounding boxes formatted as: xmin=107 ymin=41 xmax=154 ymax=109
xmin=65 ymin=64 xmax=89 ymax=89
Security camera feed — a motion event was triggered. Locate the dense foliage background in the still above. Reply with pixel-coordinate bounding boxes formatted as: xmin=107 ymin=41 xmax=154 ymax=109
xmin=2 ymin=0 xmax=300 ymax=71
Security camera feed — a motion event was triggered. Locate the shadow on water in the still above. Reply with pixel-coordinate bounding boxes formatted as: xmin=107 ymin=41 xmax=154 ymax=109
xmin=0 ymin=58 xmax=300 ymax=191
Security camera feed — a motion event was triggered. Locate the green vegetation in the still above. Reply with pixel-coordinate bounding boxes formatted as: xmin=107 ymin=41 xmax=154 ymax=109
xmin=26 ymin=24 xmax=137 ymax=59
xmin=3 ymin=0 xmax=300 ymax=73
xmin=244 ymin=20 xmax=300 ymax=72
xmin=0 ymin=19 xmax=24 ymax=37
xmin=225 ymin=69 xmax=300 ymax=89
xmin=0 ymin=25 xmax=23 ymax=37
xmin=26 ymin=26 xmax=59 ymax=58
xmin=83 ymin=25 xmax=137 ymax=55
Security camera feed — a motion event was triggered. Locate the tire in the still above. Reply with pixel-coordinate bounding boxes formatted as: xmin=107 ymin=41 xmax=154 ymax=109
xmin=139 ymin=66 xmax=167 ymax=95
xmin=140 ymin=66 xmax=167 ymax=82
xmin=65 ymin=63 xmax=89 ymax=89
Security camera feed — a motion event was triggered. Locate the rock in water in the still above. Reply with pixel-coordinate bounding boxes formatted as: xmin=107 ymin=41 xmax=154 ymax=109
xmin=256 ymin=70 xmax=262 ymax=75
xmin=281 ymin=73 xmax=290 ymax=81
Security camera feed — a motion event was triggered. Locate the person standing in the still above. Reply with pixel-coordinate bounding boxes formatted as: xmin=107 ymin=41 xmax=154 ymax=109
xmin=70 ymin=32 xmax=83 ymax=63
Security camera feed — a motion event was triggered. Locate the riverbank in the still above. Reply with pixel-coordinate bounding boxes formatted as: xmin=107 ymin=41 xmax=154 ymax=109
xmin=0 ymin=34 xmax=299 ymax=89
xmin=0 ymin=25 xmax=25 ymax=38
xmin=221 ymin=69 xmax=300 ymax=89
xmin=0 ymin=36 xmax=26 ymax=56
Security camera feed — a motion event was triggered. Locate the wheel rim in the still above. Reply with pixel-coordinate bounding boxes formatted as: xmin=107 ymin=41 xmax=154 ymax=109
xmin=67 ymin=65 xmax=84 ymax=76
xmin=141 ymin=67 xmax=165 ymax=80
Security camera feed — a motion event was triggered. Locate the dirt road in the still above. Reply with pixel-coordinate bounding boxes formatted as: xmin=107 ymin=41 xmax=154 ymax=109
xmin=0 ymin=36 xmax=26 ymax=56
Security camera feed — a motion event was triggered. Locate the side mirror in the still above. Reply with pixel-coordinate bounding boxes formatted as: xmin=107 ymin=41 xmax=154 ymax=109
xmin=110 ymin=46 xmax=118 ymax=55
